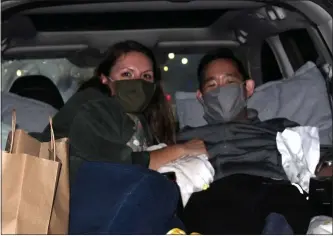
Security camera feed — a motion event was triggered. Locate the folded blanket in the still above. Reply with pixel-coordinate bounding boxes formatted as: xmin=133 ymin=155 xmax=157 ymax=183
xmin=276 ymin=126 xmax=320 ymax=193
xmin=147 ymin=144 xmax=215 ymax=207
xmin=307 ymin=216 xmax=332 ymax=234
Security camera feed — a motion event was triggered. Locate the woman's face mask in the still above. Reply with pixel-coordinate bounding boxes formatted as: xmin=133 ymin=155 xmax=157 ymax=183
xmin=112 ymin=79 xmax=156 ymax=113
xmin=201 ymin=83 xmax=247 ymax=124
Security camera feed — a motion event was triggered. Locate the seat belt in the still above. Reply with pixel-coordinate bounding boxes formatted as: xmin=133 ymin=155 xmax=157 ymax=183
xmin=322 ymin=63 xmax=333 ymax=144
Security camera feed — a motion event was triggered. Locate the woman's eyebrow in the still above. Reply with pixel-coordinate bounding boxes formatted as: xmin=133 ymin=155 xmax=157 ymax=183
xmin=117 ymin=67 xmax=135 ymax=71
xmin=142 ymin=69 xmax=153 ymax=73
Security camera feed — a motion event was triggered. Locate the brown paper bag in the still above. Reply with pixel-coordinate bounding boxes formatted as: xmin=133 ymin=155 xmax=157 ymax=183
xmin=1 ymin=111 xmax=70 ymax=234
xmin=11 ymin=126 xmax=70 ymax=234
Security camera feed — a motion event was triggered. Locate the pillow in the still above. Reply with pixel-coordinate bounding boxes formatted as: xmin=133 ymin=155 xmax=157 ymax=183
xmin=175 ymin=92 xmax=207 ymax=129
xmin=175 ymin=62 xmax=332 ymax=144
xmin=1 ymin=122 xmax=12 ymax=150
xmin=1 ymin=91 xmax=58 ymax=133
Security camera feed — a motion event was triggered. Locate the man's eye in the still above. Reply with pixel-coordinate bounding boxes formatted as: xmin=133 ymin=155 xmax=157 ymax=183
xmin=204 ymin=83 xmax=216 ymax=90
xmin=226 ymin=80 xmax=237 ymax=84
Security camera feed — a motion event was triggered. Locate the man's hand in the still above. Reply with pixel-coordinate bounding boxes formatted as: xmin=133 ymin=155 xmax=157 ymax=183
xmin=317 ymin=166 xmax=332 ymax=177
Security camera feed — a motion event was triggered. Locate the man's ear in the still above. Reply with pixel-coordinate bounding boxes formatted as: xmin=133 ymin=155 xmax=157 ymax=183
xmin=100 ymin=75 xmax=109 ymax=85
xmin=196 ymin=90 xmax=202 ymax=99
xmin=245 ymin=79 xmax=255 ymax=97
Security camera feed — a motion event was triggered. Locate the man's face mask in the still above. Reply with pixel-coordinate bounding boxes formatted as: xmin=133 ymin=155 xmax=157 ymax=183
xmin=112 ymin=79 xmax=156 ymax=113
xmin=201 ymin=83 xmax=247 ymax=124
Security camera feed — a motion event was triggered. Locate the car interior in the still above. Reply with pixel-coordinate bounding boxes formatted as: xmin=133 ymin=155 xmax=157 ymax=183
xmin=1 ymin=0 xmax=332 ymax=144
xmin=1 ymin=0 xmax=333 ymax=233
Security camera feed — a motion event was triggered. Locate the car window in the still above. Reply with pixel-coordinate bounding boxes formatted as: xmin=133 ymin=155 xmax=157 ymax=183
xmin=261 ymin=41 xmax=283 ymax=83
xmin=279 ymin=28 xmax=319 ymax=71
xmin=1 ymin=59 xmax=94 ymax=102
xmin=2 ymin=54 xmax=204 ymax=106
xmin=162 ymin=54 xmax=203 ymax=103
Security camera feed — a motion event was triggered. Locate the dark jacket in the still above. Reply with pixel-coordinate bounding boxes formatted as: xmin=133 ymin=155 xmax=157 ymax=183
xmin=33 ymin=88 xmax=151 ymax=183
xmin=177 ymin=117 xmax=299 ymax=181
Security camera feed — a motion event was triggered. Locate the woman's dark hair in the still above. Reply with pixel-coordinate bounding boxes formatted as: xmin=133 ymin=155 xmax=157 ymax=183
xmin=197 ymin=48 xmax=249 ymax=90
xmin=79 ymin=40 xmax=176 ymax=144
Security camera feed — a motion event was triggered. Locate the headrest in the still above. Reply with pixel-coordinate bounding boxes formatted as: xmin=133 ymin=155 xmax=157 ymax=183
xmin=9 ymin=75 xmax=64 ymax=110
xmin=175 ymin=61 xmax=332 ymax=144
xmin=1 ymin=92 xmax=58 ymax=133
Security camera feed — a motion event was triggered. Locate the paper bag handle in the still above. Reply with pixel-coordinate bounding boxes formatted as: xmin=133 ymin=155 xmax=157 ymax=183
xmin=9 ymin=110 xmax=56 ymax=161
xmin=49 ymin=116 xmax=56 ymax=161
xmin=9 ymin=109 xmax=17 ymax=153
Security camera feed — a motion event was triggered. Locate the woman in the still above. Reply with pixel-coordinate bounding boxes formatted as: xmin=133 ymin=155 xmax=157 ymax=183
xmin=39 ymin=40 xmax=206 ymax=176
xmin=60 ymin=40 xmax=206 ymax=234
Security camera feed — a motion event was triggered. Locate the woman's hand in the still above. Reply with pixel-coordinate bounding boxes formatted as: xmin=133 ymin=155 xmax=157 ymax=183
xmin=148 ymin=139 xmax=207 ymax=170
xmin=181 ymin=139 xmax=208 ymax=157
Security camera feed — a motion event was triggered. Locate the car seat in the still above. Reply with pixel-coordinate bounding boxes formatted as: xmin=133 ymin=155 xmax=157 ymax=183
xmin=1 ymin=75 xmax=62 ymax=144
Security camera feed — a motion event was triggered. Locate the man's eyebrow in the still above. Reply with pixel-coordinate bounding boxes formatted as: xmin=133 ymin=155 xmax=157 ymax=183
xmin=204 ymin=77 xmax=215 ymax=83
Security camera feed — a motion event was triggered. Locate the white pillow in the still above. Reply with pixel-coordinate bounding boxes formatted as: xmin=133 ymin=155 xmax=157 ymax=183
xmin=175 ymin=62 xmax=332 ymax=144
xmin=1 ymin=92 xmax=58 ymax=133
xmin=1 ymin=122 xmax=12 ymax=150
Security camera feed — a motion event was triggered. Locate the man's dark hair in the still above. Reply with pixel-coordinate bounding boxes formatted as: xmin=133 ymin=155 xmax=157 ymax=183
xmin=197 ymin=48 xmax=249 ymax=90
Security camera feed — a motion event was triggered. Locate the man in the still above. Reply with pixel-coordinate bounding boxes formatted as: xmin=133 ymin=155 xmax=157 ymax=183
xmin=177 ymin=49 xmax=321 ymax=234
xmin=178 ymin=49 xmax=297 ymax=181
xmin=196 ymin=48 xmax=256 ymax=123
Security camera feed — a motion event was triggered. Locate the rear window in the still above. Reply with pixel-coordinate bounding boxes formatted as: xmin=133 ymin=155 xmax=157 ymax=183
xmin=1 ymin=59 xmax=92 ymax=102
xmin=161 ymin=54 xmax=202 ymax=102
xmin=279 ymin=28 xmax=319 ymax=71
xmin=1 ymin=55 xmax=201 ymax=104
xmin=27 ymin=10 xmax=226 ymax=31
xmin=261 ymin=41 xmax=282 ymax=83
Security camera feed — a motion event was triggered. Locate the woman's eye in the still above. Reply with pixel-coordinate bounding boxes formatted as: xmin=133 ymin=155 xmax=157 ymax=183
xmin=121 ymin=71 xmax=132 ymax=78
xmin=143 ymin=74 xmax=153 ymax=80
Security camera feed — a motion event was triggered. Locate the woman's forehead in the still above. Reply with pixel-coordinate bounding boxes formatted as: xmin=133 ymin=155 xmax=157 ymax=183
xmin=114 ymin=52 xmax=153 ymax=70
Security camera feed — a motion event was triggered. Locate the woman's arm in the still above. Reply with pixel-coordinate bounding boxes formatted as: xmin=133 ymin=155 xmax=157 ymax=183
xmin=69 ymin=97 xmax=139 ymax=164
xmin=148 ymin=140 xmax=207 ymax=170
xmin=148 ymin=144 xmax=185 ymax=170
xmin=68 ymin=96 xmax=207 ymax=172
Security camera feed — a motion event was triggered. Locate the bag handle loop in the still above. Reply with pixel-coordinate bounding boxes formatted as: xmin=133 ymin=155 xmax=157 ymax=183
xmin=9 ymin=109 xmax=16 ymax=153
xmin=9 ymin=110 xmax=56 ymax=161
xmin=49 ymin=117 xmax=56 ymax=161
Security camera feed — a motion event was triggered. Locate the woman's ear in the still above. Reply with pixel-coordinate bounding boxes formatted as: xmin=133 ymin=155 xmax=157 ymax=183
xmin=245 ymin=79 xmax=255 ymax=97
xmin=100 ymin=75 xmax=109 ymax=85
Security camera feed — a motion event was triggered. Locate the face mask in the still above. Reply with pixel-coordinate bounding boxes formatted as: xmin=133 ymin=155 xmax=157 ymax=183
xmin=113 ymin=79 xmax=156 ymax=113
xmin=201 ymin=83 xmax=247 ymax=124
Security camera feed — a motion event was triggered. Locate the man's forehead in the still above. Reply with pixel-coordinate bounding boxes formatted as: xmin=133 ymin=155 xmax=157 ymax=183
xmin=204 ymin=60 xmax=241 ymax=80
xmin=204 ymin=59 xmax=240 ymax=77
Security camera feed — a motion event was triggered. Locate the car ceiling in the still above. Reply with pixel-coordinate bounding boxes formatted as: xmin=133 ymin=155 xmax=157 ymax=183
xmin=1 ymin=0 xmax=319 ymax=67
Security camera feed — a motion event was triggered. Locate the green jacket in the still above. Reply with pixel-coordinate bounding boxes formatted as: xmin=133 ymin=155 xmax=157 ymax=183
xmin=37 ymin=88 xmax=151 ymax=183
